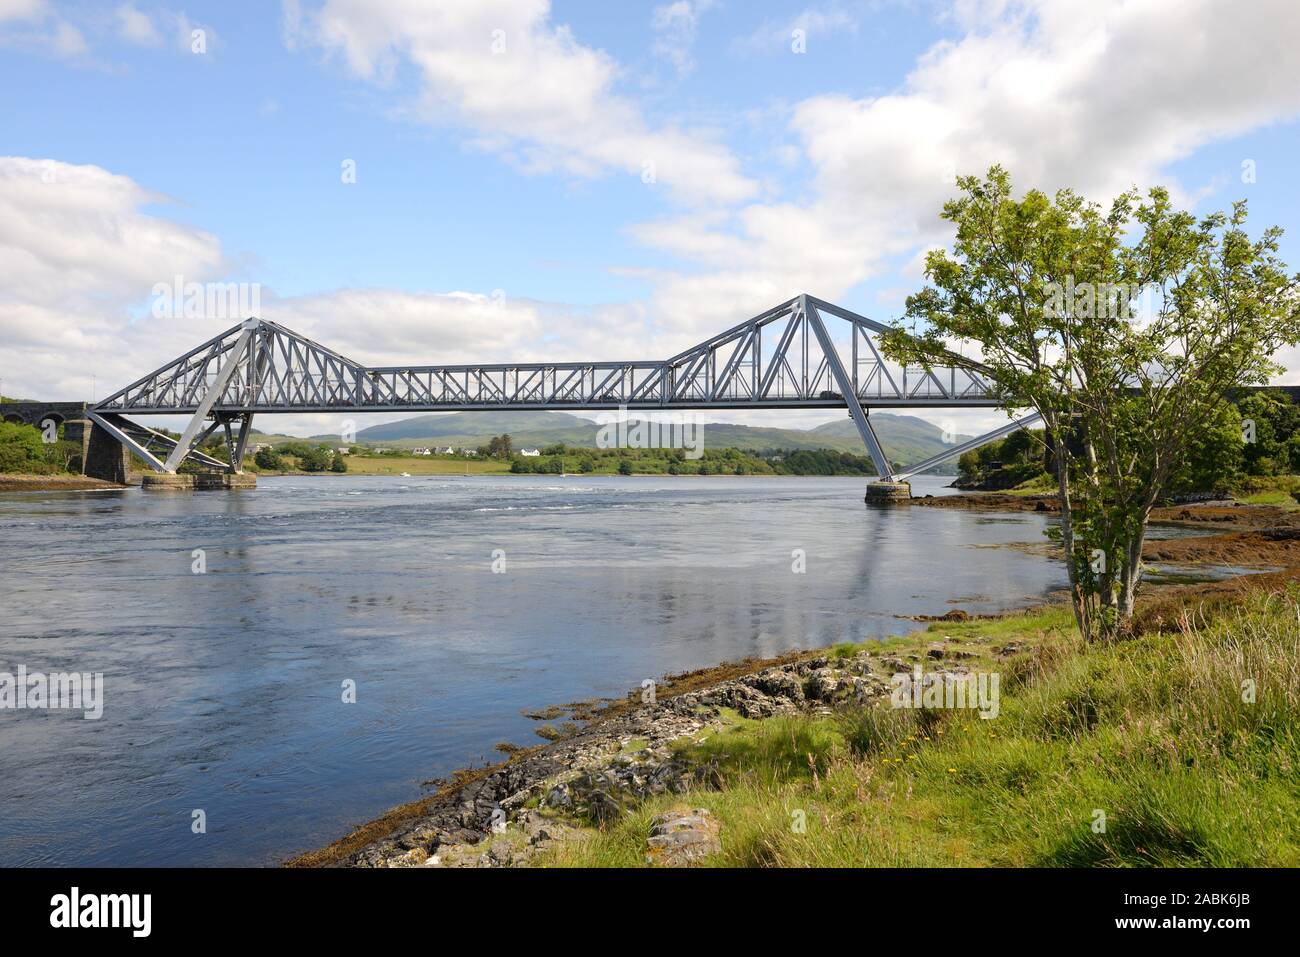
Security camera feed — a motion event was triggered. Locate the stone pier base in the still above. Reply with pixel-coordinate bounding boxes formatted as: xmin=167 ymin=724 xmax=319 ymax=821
xmin=864 ymin=480 xmax=911 ymax=504
xmin=142 ymin=472 xmax=257 ymax=491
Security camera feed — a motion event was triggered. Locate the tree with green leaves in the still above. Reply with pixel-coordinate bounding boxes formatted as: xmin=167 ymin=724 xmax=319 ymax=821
xmin=254 ymin=446 xmax=283 ymax=470
xmin=298 ymin=445 xmax=332 ymax=472
xmin=483 ymin=434 xmax=513 ymax=459
xmin=883 ymin=167 xmax=1300 ymax=640
xmin=1236 ymin=389 xmax=1300 ymax=474
xmin=0 ymin=420 xmax=47 ymax=473
xmin=1167 ymin=401 xmax=1243 ymax=495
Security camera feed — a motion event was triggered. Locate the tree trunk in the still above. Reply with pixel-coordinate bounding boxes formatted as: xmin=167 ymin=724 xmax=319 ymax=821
xmin=1051 ymin=429 xmax=1090 ymax=639
xmin=1116 ymin=523 xmax=1147 ymax=627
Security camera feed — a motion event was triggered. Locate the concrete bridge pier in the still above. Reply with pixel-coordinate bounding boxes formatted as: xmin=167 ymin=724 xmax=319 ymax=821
xmin=142 ymin=472 xmax=257 ymax=490
xmin=84 ymin=419 xmax=131 ymax=482
xmin=865 ymin=480 xmax=912 ymax=504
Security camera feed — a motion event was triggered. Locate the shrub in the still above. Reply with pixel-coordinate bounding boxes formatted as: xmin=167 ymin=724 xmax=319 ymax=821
xmin=0 ymin=420 xmax=47 ymax=473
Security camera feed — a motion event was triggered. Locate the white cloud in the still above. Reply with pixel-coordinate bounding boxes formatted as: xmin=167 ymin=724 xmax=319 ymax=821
xmin=0 ymin=0 xmax=45 ymax=23
xmin=171 ymin=12 xmax=216 ymax=55
xmin=0 ymin=157 xmax=225 ymax=402
xmin=115 ymin=4 xmax=161 ymax=46
xmin=651 ymin=0 xmax=712 ymax=78
xmin=289 ymin=0 xmax=756 ymax=204
xmin=1 ymin=3 xmax=217 ymax=64
xmin=0 ymin=2 xmax=91 ymax=61
xmin=731 ymin=2 xmax=861 ymax=56
xmin=49 ymin=18 xmax=85 ymax=56
xmin=793 ymin=0 xmax=1300 ymax=215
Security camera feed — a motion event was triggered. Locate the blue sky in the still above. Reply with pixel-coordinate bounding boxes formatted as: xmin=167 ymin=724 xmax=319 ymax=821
xmin=3 ymin=0 xmax=1300 ymax=436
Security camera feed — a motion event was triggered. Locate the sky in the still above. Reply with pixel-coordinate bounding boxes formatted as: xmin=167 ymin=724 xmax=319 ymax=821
xmin=3 ymin=0 xmax=1300 ymax=439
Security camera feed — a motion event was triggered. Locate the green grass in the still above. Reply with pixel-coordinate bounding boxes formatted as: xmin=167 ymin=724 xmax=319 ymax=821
xmin=540 ymin=593 xmax=1300 ymax=867
xmin=1228 ymin=474 xmax=1300 ymax=507
xmin=1238 ymin=489 xmax=1296 ymax=507
xmin=1009 ymin=472 xmax=1058 ymax=493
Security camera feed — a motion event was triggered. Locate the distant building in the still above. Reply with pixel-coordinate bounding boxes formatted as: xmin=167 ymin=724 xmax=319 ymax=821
xmin=520 ymin=448 xmax=541 ymax=457
xmin=438 ymin=446 xmax=455 ymax=455
xmin=250 ymin=443 xmax=273 ymax=453
xmin=462 ymin=448 xmax=478 ymax=456
xmin=412 ymin=447 xmax=433 ymax=456
xmin=336 ymin=447 xmax=352 ymax=455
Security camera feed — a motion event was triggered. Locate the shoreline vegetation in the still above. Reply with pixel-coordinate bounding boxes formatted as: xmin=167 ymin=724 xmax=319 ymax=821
xmin=288 ymin=494 xmax=1300 ymax=868
xmin=249 ymin=442 xmax=896 ymax=478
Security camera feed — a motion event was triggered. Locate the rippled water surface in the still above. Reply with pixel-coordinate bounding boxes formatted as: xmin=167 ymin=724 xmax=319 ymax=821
xmin=0 ymin=474 xmax=1066 ymax=865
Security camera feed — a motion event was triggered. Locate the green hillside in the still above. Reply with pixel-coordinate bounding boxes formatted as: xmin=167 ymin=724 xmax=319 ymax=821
xmin=345 ymin=410 xmax=597 ymax=441
xmin=245 ymin=410 xmax=973 ymax=472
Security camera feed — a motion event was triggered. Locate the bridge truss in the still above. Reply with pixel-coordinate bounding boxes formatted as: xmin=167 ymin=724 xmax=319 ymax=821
xmin=93 ymin=294 xmax=1031 ymax=482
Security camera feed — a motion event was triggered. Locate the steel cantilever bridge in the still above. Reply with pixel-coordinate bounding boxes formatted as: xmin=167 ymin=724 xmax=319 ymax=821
xmin=88 ymin=294 xmax=1038 ymax=483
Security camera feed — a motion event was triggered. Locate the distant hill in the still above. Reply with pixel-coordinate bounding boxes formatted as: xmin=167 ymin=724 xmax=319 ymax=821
xmin=251 ymin=410 xmax=972 ymax=472
xmin=810 ymin=412 xmax=968 ymax=447
xmin=346 ymin=410 xmax=597 ymax=441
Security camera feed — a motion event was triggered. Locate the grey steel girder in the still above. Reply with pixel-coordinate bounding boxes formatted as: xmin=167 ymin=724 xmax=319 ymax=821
xmin=94 ymin=296 xmax=996 ymax=417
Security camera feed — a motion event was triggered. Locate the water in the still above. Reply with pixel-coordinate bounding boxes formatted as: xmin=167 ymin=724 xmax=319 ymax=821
xmin=0 ymin=474 xmax=1067 ymax=866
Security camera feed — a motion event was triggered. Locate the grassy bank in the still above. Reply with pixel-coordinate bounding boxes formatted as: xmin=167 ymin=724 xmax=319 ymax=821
xmin=538 ymin=591 xmax=1300 ymax=867
xmin=1227 ymin=474 xmax=1300 ymax=508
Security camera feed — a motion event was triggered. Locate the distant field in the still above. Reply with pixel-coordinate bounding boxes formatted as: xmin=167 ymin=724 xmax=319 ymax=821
xmin=265 ymin=455 xmax=727 ymax=477
xmin=335 ymin=456 xmax=511 ymax=475
xmin=253 ymin=456 xmax=513 ymax=476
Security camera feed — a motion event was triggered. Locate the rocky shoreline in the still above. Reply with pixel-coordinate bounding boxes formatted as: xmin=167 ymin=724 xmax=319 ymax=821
xmin=293 ymin=636 xmax=999 ymax=868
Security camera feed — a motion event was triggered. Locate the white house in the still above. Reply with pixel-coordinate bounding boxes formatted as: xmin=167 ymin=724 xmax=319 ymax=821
xmin=438 ymin=446 xmax=456 ymax=455
xmin=412 ymin=447 xmax=433 ymax=456
xmin=520 ymin=448 xmax=541 ymax=457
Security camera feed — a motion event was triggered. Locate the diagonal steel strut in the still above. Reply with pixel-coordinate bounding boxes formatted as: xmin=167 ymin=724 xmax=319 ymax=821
xmin=163 ymin=322 xmax=257 ymax=472
xmin=804 ymin=296 xmax=896 ymax=481
xmin=892 ymin=412 xmax=1043 ymax=482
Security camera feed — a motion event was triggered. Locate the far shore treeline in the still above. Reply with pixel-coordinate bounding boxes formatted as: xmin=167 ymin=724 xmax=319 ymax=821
xmin=957 ymin=387 xmax=1300 ymax=498
xmin=255 ymin=438 xmax=885 ymax=477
